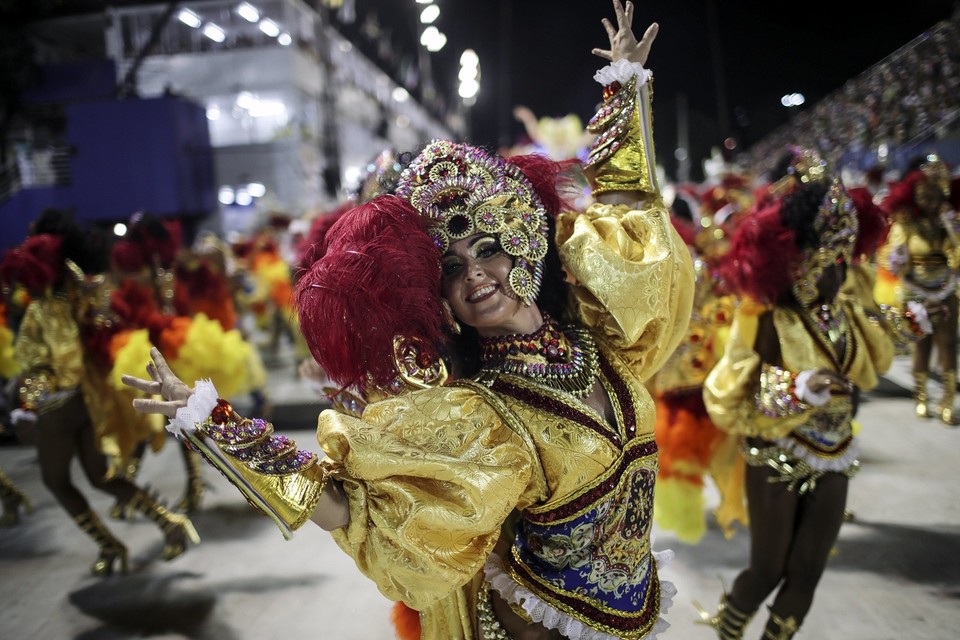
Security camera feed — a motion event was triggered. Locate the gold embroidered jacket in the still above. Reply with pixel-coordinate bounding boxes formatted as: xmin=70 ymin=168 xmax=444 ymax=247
xmin=703 ymin=296 xmax=893 ymax=442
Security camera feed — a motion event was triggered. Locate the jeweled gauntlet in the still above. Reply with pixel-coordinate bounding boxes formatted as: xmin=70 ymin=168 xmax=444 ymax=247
xmin=584 ymin=60 xmax=657 ymax=196
xmin=170 ymin=383 xmax=327 ymax=539
xmin=755 ymin=364 xmax=809 ymax=418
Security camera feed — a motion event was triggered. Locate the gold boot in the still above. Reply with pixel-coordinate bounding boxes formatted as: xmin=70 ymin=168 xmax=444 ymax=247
xmin=695 ymin=592 xmax=755 ymax=639
xmin=937 ymin=370 xmax=956 ymax=426
xmin=74 ymin=510 xmax=129 ymax=576
xmin=761 ymin=608 xmax=799 ymax=640
xmin=175 ymin=448 xmax=205 ymax=513
xmin=914 ymin=371 xmax=930 ymax=419
xmin=129 ymin=489 xmax=200 ymax=560
xmin=0 ymin=469 xmax=33 ymax=526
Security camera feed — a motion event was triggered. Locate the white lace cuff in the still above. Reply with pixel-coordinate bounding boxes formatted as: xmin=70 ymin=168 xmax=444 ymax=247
xmin=907 ymin=300 xmax=933 ymax=335
xmin=593 ymin=59 xmax=652 ymax=86
xmin=794 ymin=370 xmax=830 ymax=407
xmin=166 ymin=379 xmax=219 ymax=438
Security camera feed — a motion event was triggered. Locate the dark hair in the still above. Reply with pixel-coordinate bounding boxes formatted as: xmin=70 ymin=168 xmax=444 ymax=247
xmin=768 ymin=149 xmax=800 ymax=183
xmin=778 ymin=181 xmax=830 ymax=252
xmin=31 ymin=207 xmax=109 ymax=275
xmin=904 ymin=154 xmax=928 ymax=174
xmin=670 ymin=196 xmax=693 ymax=222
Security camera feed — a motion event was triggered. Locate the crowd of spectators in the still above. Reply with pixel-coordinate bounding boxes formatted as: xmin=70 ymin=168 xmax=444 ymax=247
xmin=740 ymin=9 xmax=960 ymax=178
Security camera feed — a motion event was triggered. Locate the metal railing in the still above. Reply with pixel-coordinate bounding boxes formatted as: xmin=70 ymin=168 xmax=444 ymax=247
xmin=0 ymin=145 xmax=73 ymax=205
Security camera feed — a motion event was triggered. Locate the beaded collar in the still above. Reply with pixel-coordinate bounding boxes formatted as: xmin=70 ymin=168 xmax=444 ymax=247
xmin=478 ymin=314 xmax=600 ymax=397
xmin=811 ymin=303 xmax=846 ymax=344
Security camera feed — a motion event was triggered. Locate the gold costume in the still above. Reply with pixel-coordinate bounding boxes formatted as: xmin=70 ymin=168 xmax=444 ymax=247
xmin=703 ymin=295 xmax=892 ymax=495
xmin=15 ymin=294 xmax=161 ymax=463
xmin=317 ymin=196 xmax=693 ymax=638
xmin=877 ymin=209 xmax=960 ymax=305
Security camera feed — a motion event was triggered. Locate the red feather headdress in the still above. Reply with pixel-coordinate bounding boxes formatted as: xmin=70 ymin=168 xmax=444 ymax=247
xmin=0 ymin=234 xmax=64 ymax=292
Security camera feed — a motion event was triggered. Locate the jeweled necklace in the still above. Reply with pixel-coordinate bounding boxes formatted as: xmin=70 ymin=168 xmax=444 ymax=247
xmin=479 ymin=314 xmax=600 ymax=397
xmin=810 ymin=303 xmax=846 ymax=345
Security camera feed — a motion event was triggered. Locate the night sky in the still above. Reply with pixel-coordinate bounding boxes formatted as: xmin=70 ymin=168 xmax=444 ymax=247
xmin=45 ymin=0 xmax=960 ymax=181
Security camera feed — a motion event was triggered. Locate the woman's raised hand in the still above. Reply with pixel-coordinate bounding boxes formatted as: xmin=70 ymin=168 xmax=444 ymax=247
xmin=122 ymin=347 xmax=194 ymax=417
xmin=592 ymin=0 xmax=659 ymax=66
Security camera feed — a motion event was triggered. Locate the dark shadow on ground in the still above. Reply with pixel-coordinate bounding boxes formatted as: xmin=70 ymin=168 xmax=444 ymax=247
xmin=831 ymin=520 xmax=960 ymax=587
xmin=69 ymin=571 xmax=331 ymax=639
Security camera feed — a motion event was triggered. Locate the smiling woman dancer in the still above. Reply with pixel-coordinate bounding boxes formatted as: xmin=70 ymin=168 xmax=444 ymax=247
xmin=124 ymin=2 xmax=694 ymax=638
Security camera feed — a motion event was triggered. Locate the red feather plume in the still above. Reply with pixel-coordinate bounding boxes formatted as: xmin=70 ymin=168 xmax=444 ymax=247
xmin=507 ymin=154 xmax=578 ymax=217
xmin=294 ymin=202 xmax=354 ymax=274
xmin=111 ymin=239 xmax=147 ymax=273
xmin=881 ymin=169 xmax=924 ymax=217
xmin=0 ymin=234 xmax=64 ymax=291
xmin=390 ymin=602 xmax=421 ymax=640
xmin=721 ymin=203 xmax=799 ymax=304
xmin=847 ymin=186 xmax=889 ymax=259
xmin=295 ymin=195 xmax=444 ymax=390
xmin=670 ymin=214 xmax=697 ymax=247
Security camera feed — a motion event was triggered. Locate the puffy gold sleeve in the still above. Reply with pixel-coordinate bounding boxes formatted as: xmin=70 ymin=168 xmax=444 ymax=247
xmin=703 ymin=304 xmax=811 ymax=440
xmin=556 ymin=202 xmax=695 ymax=382
xmin=13 ymin=297 xmax=83 ymax=390
xmin=846 ymin=300 xmax=894 ymax=390
xmin=316 ymin=385 xmax=544 ymax=609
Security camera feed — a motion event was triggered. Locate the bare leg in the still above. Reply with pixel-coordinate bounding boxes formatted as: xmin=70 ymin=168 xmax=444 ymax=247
xmin=913 ymin=333 xmax=933 ymax=374
xmin=763 ymin=472 xmax=848 ymax=633
xmin=728 ymin=464 xmax=800 ymax=613
xmin=936 ymin=294 xmax=959 ymax=373
xmin=934 ymin=293 xmax=958 ymax=424
xmin=34 ymin=397 xmax=90 ymax=517
xmin=34 ymin=393 xmax=128 ymax=575
xmin=75 ymin=410 xmax=138 ymax=506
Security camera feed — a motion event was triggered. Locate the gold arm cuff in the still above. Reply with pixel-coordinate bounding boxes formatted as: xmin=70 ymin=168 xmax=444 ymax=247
xmin=879 ymin=304 xmax=927 ymax=355
xmin=584 ymin=75 xmax=657 ymax=196
xmin=185 ymin=418 xmax=328 ymax=539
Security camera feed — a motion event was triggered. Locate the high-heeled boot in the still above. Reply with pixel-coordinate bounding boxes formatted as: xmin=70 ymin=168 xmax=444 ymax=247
xmin=74 ymin=510 xmax=129 ymax=576
xmin=695 ymin=592 xmax=756 ymax=639
xmin=914 ymin=371 xmax=930 ymax=419
xmin=937 ymin=369 xmax=956 ymax=425
xmin=175 ymin=448 xmax=205 ymax=513
xmin=109 ymin=454 xmax=143 ymax=520
xmin=761 ymin=608 xmax=799 ymax=639
xmin=128 ymin=489 xmax=200 ymax=560
xmin=0 ymin=469 xmax=33 ymax=526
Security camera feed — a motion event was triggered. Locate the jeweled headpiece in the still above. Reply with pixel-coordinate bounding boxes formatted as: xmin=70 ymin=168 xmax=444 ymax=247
xmin=394 ymin=139 xmax=550 ymax=305
xmin=769 ymin=146 xmax=829 ymax=198
xmin=357 ymin=148 xmax=402 ymax=204
xmin=914 ymin=155 xmax=951 ymax=212
xmin=782 ymin=148 xmax=859 ymax=305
